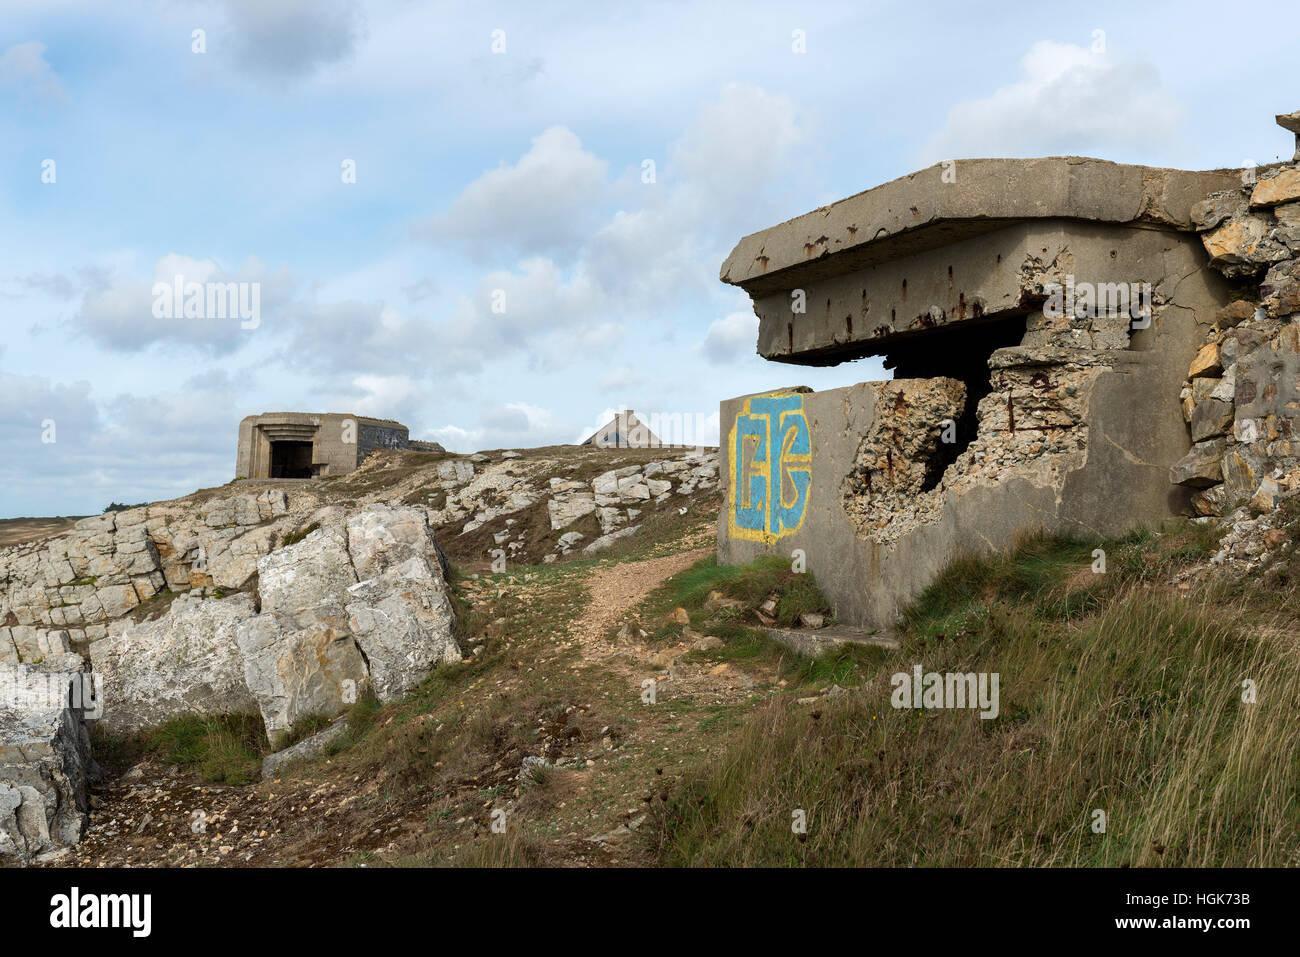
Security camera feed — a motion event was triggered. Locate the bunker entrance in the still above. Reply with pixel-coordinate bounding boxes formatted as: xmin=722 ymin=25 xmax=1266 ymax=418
xmin=883 ymin=313 xmax=1027 ymax=491
xmin=269 ymin=440 xmax=314 ymax=479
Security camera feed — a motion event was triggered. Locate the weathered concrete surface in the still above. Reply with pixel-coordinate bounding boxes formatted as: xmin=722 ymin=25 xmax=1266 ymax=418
xmin=721 ymin=157 xmax=1241 ymax=296
xmin=236 ymin=412 xmax=443 ymax=479
xmin=717 ymin=154 xmax=1235 ymax=628
xmin=719 ymin=349 xmax=1205 ymax=626
xmin=740 ymin=219 xmax=1224 ymax=366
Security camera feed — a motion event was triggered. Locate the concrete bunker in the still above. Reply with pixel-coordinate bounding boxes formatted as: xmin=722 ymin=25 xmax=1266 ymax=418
xmin=716 ymin=152 xmax=1255 ymax=628
xmin=236 ymin=412 xmax=443 ymax=480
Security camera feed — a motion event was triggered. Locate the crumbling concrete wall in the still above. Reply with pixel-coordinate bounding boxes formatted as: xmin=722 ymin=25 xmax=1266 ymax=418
xmin=717 ymin=153 xmax=1246 ymax=628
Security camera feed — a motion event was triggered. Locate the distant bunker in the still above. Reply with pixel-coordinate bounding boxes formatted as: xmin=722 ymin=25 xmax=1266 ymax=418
xmin=717 ymin=156 xmax=1243 ymax=628
xmin=237 ymin=412 xmax=440 ymax=479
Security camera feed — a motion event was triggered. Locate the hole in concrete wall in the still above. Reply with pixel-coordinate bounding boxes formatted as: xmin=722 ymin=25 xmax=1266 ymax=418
xmin=882 ymin=313 xmax=1028 ymax=491
xmin=270 ymin=440 xmax=314 ymax=479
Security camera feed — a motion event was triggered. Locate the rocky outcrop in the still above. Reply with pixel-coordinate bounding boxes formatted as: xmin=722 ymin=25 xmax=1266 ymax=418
xmin=417 ymin=447 xmax=719 ymax=564
xmin=235 ymin=504 xmax=460 ymax=735
xmin=80 ymin=504 xmax=462 ymax=741
xmin=0 ymin=489 xmax=291 ymax=655
xmin=0 ymin=664 xmax=94 ymax=863
xmin=1 ymin=496 xmax=460 ymax=862
xmin=91 ymin=593 xmax=259 ymax=734
xmin=1174 ymin=161 xmax=1300 ymax=518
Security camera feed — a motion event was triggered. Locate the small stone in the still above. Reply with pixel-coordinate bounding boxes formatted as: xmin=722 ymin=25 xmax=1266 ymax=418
xmin=1170 ymin=438 xmax=1226 ymax=488
xmin=1250 ymin=168 xmax=1300 ymax=208
xmin=1188 ymin=342 xmax=1223 ymax=379
xmin=1250 ymin=477 xmax=1279 ymax=512
xmin=1214 ymin=300 xmax=1256 ymax=330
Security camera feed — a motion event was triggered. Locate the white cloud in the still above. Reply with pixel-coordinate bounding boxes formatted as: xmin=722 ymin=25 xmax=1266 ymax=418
xmin=671 ymin=83 xmax=805 ymax=211
xmin=0 ymin=369 xmax=237 ymax=516
xmin=71 ymin=254 xmax=295 ymax=355
xmin=921 ymin=41 xmax=1183 ymax=164
xmin=0 ymin=41 xmax=67 ymax=103
xmin=700 ymin=310 xmax=759 ymax=364
xmin=427 ymin=401 xmax=566 ymax=452
xmin=418 ymin=126 xmax=610 ymax=262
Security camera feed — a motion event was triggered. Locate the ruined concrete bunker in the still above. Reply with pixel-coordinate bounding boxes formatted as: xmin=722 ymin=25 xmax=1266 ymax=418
xmin=715 ymin=151 xmax=1274 ymax=628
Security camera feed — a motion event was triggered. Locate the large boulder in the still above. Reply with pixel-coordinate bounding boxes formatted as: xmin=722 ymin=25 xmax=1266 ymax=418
xmin=0 ymin=665 xmax=93 ymax=863
xmin=257 ymin=526 xmax=358 ymax=615
xmin=346 ymin=556 xmax=460 ymax=702
xmin=90 ymin=593 xmax=259 ymax=734
xmin=238 ymin=504 xmax=460 ymax=734
xmin=235 ymin=605 xmax=370 ymax=739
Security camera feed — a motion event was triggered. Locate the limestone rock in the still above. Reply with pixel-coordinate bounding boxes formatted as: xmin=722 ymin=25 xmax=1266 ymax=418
xmin=346 ymin=556 xmax=460 ymax=704
xmin=548 ymin=491 xmax=597 ymax=530
xmin=1190 ymin=398 xmax=1234 ymax=442
xmin=236 ymin=604 xmax=370 ymax=738
xmin=261 ymin=719 xmax=349 ymax=779
xmin=1191 ymin=190 xmax=1247 ymax=231
xmin=436 ymin=459 xmax=475 ymax=487
xmin=1188 ymin=342 xmax=1223 ymax=379
xmin=257 ymin=526 xmax=358 ymax=616
xmin=1221 ymin=446 xmax=1264 ymax=500
xmin=0 ymin=673 xmax=92 ymax=862
xmin=345 ymin=504 xmax=434 ymax=580
xmin=90 ymin=593 xmax=259 ymax=734
xmin=1170 ymin=439 xmax=1226 ymax=488
xmin=556 ymin=531 xmax=585 ymax=553
xmin=1250 ymin=169 xmax=1300 ymax=208
xmin=1190 ymin=484 xmax=1229 ymax=517
xmin=1202 ymin=214 xmax=1290 ymax=275
xmin=1214 ymin=300 xmax=1257 ymax=330
xmin=583 ymin=525 xmax=641 ymax=555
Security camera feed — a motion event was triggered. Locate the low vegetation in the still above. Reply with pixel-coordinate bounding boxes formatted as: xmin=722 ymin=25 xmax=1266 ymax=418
xmin=650 ymin=521 xmax=1300 ymax=867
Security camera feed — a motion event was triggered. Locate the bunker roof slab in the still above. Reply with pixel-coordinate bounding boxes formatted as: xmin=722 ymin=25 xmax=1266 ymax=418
xmin=720 ymin=157 xmax=1242 ymax=298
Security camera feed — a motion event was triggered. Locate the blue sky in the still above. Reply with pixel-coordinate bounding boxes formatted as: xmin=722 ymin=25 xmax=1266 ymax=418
xmin=2 ymin=0 xmax=1298 ymax=517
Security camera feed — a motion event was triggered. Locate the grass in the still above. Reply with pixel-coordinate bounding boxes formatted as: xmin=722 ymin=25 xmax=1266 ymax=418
xmin=280 ymin=522 xmax=321 ymax=548
xmin=138 ymin=714 xmax=269 ymax=786
xmin=625 ymin=553 xmax=863 ymax=687
xmin=650 ymin=523 xmax=1300 ymax=867
xmin=93 ymin=695 xmax=383 ymax=786
xmin=644 ymin=554 xmax=831 ymax=629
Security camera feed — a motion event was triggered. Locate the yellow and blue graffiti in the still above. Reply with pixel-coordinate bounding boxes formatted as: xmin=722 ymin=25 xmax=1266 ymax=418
xmin=728 ymin=392 xmax=812 ymax=544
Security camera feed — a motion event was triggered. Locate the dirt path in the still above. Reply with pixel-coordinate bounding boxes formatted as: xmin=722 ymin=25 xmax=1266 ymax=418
xmin=571 ymin=547 xmax=711 ymax=646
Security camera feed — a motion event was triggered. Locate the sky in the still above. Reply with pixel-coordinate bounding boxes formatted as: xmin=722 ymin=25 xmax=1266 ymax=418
xmin=2 ymin=0 xmax=1298 ymax=518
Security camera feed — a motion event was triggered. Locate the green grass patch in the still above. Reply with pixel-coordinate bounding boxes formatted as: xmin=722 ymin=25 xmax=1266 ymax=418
xmin=281 ymin=522 xmax=322 ymax=547
xmin=652 ymin=526 xmax=1298 ymax=867
xmin=139 ymin=713 xmax=269 ymax=785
